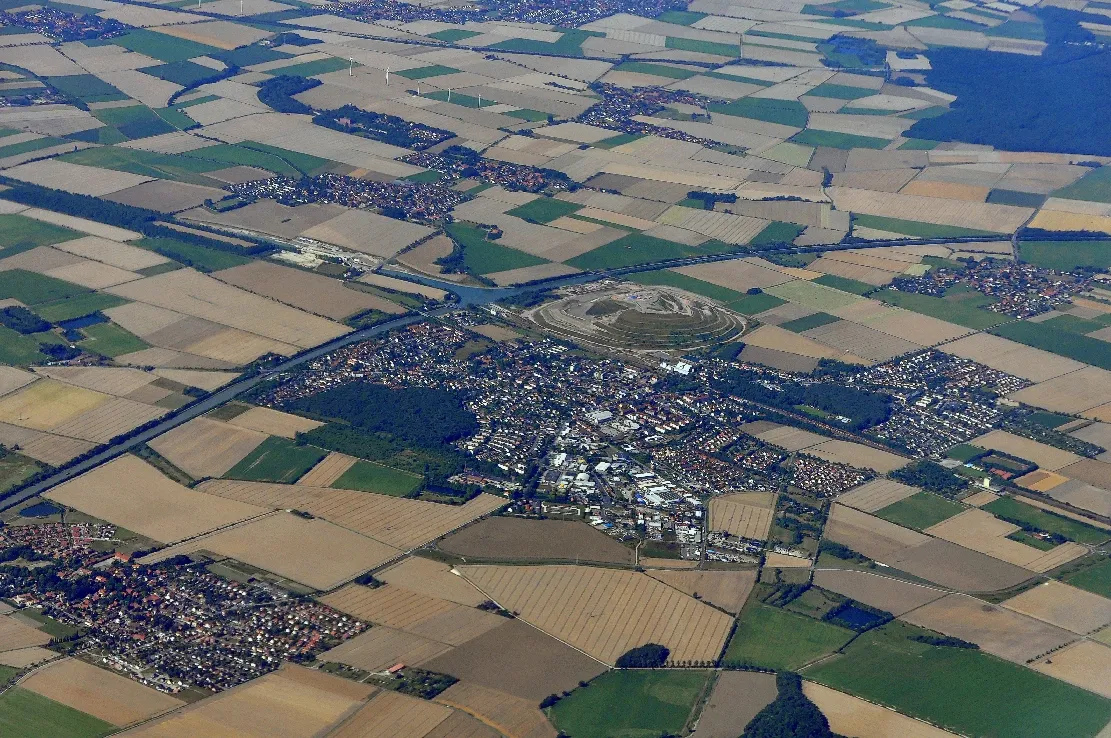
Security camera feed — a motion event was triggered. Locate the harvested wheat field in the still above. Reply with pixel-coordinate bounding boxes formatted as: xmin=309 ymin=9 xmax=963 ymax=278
xmin=1017 ymin=470 xmax=1069 ymax=493
xmin=709 ymin=492 xmax=775 ymax=539
xmin=107 ymin=269 xmax=347 ymax=349
xmin=0 ymin=614 xmax=51 ymax=651
xmin=149 ymin=416 xmax=267 ymax=478
xmin=749 ymin=423 xmax=827 ymax=451
xmin=1057 ymin=459 xmax=1111 ymax=490
xmin=838 ymin=479 xmax=918 ymax=513
xmin=320 ymin=583 xmax=502 ymax=645
xmin=47 ymin=455 xmax=267 ymax=543
xmin=329 ymin=690 xmax=453 ymax=738
xmin=422 ymin=619 xmax=607 ymax=701
xmin=297 ymin=452 xmax=358 ymax=487
xmin=0 ymin=647 xmax=56 ymax=668
xmin=438 ymin=517 xmax=634 ymax=564
xmin=941 ymin=333 xmax=1083 ymax=383
xmin=900 ymin=593 xmax=1076 ymax=663
xmin=321 ymin=625 xmax=453 ymax=673
xmin=1001 ymin=580 xmax=1111 ymax=635
xmin=17 ymin=432 xmax=95 ymax=466
xmin=1032 ymin=640 xmax=1111 ymax=698
xmin=1010 ymin=367 xmax=1111 ymax=415
xmin=225 ymin=406 xmax=323 ymax=439
xmin=824 ymin=504 xmax=929 ymax=561
xmin=648 ymin=569 xmax=758 ymax=614
xmin=925 ymin=509 xmax=1087 ymax=572
xmin=971 ymin=430 xmax=1080 ymax=471
xmin=423 ymin=711 xmax=502 ymax=738
xmin=144 ymin=512 xmax=399 ymax=590
xmin=122 ymin=663 xmax=374 ymax=738
xmin=195 ymin=480 xmax=506 ymax=550
xmin=0 ymin=379 xmax=107 ymax=431
xmin=692 ymin=671 xmax=778 ymax=738
xmin=812 ymin=569 xmax=944 ymax=616
xmin=807 ymin=440 xmax=907 ymax=473
xmin=22 ymin=658 xmax=184 ymax=727
xmin=675 ymin=259 xmax=793 ymax=292
xmin=0 ymin=367 xmax=36 ymax=398
xmin=377 ymin=557 xmax=486 ymax=607
xmin=802 ymin=681 xmax=959 ymax=738
xmin=457 ymin=564 xmax=733 ymax=664
xmin=802 ymin=321 xmax=922 ymax=363
xmin=34 ymin=366 xmax=157 ymax=398
xmin=214 ymin=261 xmax=403 ymax=320
xmin=435 ymin=682 xmax=557 ymax=738
xmin=51 ymin=398 xmax=166 ymax=444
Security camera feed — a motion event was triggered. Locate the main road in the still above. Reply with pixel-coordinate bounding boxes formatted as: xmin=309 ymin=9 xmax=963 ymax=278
xmin=2 ymin=231 xmax=1105 ymax=512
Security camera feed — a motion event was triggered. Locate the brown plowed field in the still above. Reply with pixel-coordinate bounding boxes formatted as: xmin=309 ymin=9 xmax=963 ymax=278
xmin=196 ymin=480 xmax=506 ymax=550
xmin=329 ymin=690 xmax=452 ymax=738
xmin=142 ymin=513 xmax=399 ymax=591
xmin=22 ymin=658 xmax=184 ymax=727
xmin=121 ymin=663 xmax=374 ymax=738
xmin=824 ymin=504 xmax=929 ymax=561
xmin=438 ymin=517 xmax=634 ymax=564
xmin=422 ymin=619 xmax=606 ymax=701
xmin=458 ymin=564 xmax=734 ymax=664
xmin=692 ymin=672 xmax=778 ymax=738
xmin=225 ymin=407 xmax=323 ymax=439
xmin=149 ymin=417 xmax=267 ymax=479
xmin=47 ymin=455 xmax=267 ymax=544
xmin=812 ymin=569 xmax=944 ymax=616
xmin=321 ymin=625 xmax=453 ymax=672
xmin=900 ymin=593 xmax=1076 ymax=663
xmin=709 ymin=493 xmax=775 ymax=540
xmin=425 ymin=711 xmax=502 ymax=738
xmin=648 ymin=570 xmax=758 ymax=614
xmin=214 ymin=261 xmax=403 ymax=320
xmin=0 ymin=614 xmax=51 ymax=651
xmin=1001 ymin=581 xmax=1111 ymax=635
xmin=435 ymin=682 xmax=557 ymax=738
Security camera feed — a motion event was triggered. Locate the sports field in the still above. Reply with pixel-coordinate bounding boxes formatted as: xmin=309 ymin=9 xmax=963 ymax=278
xmin=804 ymin=621 xmax=1111 ymax=738
xmin=874 ymin=492 xmax=966 ymax=531
xmin=549 ymin=670 xmax=711 ymax=738
xmin=331 ymin=460 xmax=423 ymax=496
xmin=224 ymin=436 xmax=327 ymax=483
xmin=723 ymin=601 xmax=854 ymax=671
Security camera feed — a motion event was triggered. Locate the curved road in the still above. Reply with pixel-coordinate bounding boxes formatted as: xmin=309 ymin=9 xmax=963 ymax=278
xmin=3 ymin=231 xmax=1106 ymax=511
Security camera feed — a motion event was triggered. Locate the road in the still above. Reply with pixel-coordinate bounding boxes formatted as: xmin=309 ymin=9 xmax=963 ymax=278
xmin=3 ymin=230 xmax=1107 ymax=512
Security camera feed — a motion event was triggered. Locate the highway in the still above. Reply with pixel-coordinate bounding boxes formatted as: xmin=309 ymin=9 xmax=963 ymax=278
xmin=2 ymin=230 xmax=1106 ymax=512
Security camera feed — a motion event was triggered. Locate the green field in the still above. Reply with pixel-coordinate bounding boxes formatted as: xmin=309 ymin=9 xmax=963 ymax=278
xmin=729 ymin=292 xmax=786 ymax=314
xmin=656 ymin=10 xmax=707 ymax=24
xmin=0 ymin=270 xmax=89 ymax=305
xmin=0 ymin=451 xmax=41 ymax=494
xmin=987 ymin=189 xmax=1046 ymax=207
xmin=183 ymin=141 xmax=330 ymax=178
xmin=138 ymin=60 xmax=217 ymax=86
xmin=708 ymin=97 xmax=810 ymax=127
xmin=990 ymin=320 xmax=1111 ymax=371
xmin=444 ymin=223 xmax=548 ymax=275
xmin=265 ymin=57 xmax=352 ymax=78
xmin=613 ymin=61 xmax=698 ymax=80
xmin=1053 ymin=165 xmax=1111 ymax=203
xmin=780 ymin=312 xmax=841 ymax=333
xmin=0 ymin=326 xmax=52 ymax=365
xmin=395 ymin=64 xmax=459 ymax=80
xmin=506 ymin=198 xmax=582 ymax=223
xmin=503 ymin=108 xmax=549 ymax=122
xmin=331 ymin=460 xmax=424 ymax=496
xmin=983 ymin=497 xmax=1109 ymax=545
xmin=853 ymin=213 xmax=999 ymax=238
xmin=804 ymin=621 xmax=1111 ymax=738
xmin=110 ymin=29 xmax=221 ymax=63
xmin=60 ymin=146 xmax=224 ymax=184
xmin=1061 ymin=556 xmax=1111 ymax=598
xmin=874 ymin=492 xmax=966 ymax=530
xmin=428 ymin=28 xmax=482 ymax=42
xmin=1019 ymin=240 xmax=1111 ymax=271
xmin=45 ymin=74 xmax=128 ymax=103
xmin=792 ymin=129 xmax=890 ymax=149
xmin=567 ymin=233 xmax=738 ymax=271
xmin=0 ymin=136 xmax=66 ymax=159
xmin=665 ymin=36 xmax=740 ymax=56
xmin=138 ymin=237 xmax=252 ymax=272
xmin=0 ymin=214 xmax=80 ymax=253
xmin=723 ymin=601 xmax=854 ymax=671
xmin=488 ymin=29 xmax=600 ymax=56
xmin=876 ymin=289 xmax=1008 ymax=330
xmin=225 ymin=436 xmax=327 ymax=483
xmin=0 ymin=688 xmax=114 ymax=738
xmin=1041 ymin=313 xmax=1111 ymax=336
xmin=33 ymin=293 xmax=129 ymax=323
xmin=632 ymin=269 xmax=748 ymax=306
xmin=549 ymin=670 xmax=711 ymax=738
xmin=78 ymin=322 xmax=148 ymax=358
xmin=808 ymin=82 xmax=875 ymax=100
xmin=946 ymin=443 xmax=985 ymax=462
xmin=813 ymin=274 xmax=875 ymax=295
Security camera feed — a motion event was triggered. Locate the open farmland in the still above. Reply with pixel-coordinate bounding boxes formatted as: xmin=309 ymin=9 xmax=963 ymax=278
xmin=691 ymin=672 xmax=778 ymax=738
xmin=724 ymin=601 xmax=853 ymax=671
xmin=804 ymin=621 xmax=1111 ymax=738
xmin=435 ymin=681 xmax=556 ymax=738
xmin=46 ymin=455 xmax=266 ymax=544
xmin=813 ymin=570 xmax=945 ymax=616
xmin=457 ymin=564 xmax=733 ymax=664
xmin=319 ymin=583 xmax=502 ymax=645
xmin=647 ymin=569 xmax=757 ymax=614
xmin=122 ymin=664 xmax=374 ymax=738
xmin=0 ymin=615 xmax=52 ymax=652
xmin=20 ymin=658 xmax=183 ymax=727
xmin=1031 ymin=640 xmax=1111 ymax=698
xmin=1002 ymin=581 xmax=1111 ymax=635
xmin=377 ymin=557 xmax=487 ymax=607
xmin=0 ymin=688 xmax=114 ymax=738
xmin=439 ymin=517 xmax=634 ymax=564
xmin=422 ymin=619 xmax=607 ymax=701
xmin=838 ymin=479 xmax=919 ymax=513
xmin=214 ymin=261 xmax=404 ymax=320
xmin=143 ymin=512 xmax=399 ymax=590
xmin=223 ymin=436 xmax=327 ymax=483
xmin=329 ymin=461 xmax=424 ymax=497
xmin=321 ymin=625 xmax=453 ymax=673
xmin=708 ymin=492 xmax=775 ymax=539
xmin=802 ymin=682 xmax=960 ymax=738
xmin=550 ymin=670 xmax=712 ymax=738
xmin=224 ymin=407 xmax=323 ymax=439
xmin=148 ymin=416 xmax=267 ymax=478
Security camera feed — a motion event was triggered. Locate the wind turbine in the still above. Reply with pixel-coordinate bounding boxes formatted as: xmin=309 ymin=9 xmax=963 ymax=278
xmin=348 ymin=57 xmax=354 ymax=76
xmin=447 ymin=88 xmax=451 ymax=102
xmin=385 ymin=67 xmax=390 ymax=86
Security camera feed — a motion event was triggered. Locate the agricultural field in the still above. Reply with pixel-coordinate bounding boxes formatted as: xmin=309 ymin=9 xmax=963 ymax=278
xmin=224 ymin=436 xmax=327 ymax=484
xmin=724 ymin=601 xmax=854 ymax=671
xmin=874 ymin=492 xmax=967 ymax=531
xmin=550 ymin=670 xmax=712 ymax=738
xmin=439 ymin=517 xmax=635 ymax=565
xmin=0 ymin=688 xmax=114 ymax=738
xmin=330 ymin=461 xmax=424 ymax=497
